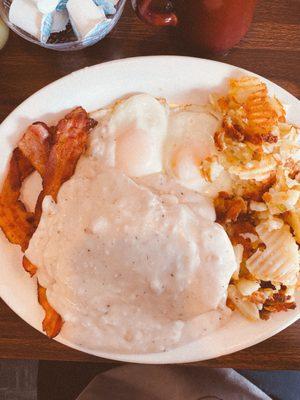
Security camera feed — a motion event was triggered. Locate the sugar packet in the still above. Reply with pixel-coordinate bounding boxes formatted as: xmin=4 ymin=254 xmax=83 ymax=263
xmin=67 ymin=0 xmax=108 ymax=40
xmin=37 ymin=0 xmax=68 ymax=13
xmin=93 ymin=0 xmax=117 ymax=15
xmin=51 ymin=9 xmax=69 ymax=33
xmin=9 ymin=0 xmax=52 ymax=43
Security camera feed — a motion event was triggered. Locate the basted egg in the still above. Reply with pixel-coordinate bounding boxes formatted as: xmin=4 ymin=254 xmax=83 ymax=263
xmin=106 ymin=93 xmax=168 ymax=177
xmin=164 ymin=106 xmax=231 ymax=196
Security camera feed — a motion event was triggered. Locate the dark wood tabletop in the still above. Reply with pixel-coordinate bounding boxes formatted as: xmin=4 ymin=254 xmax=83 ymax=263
xmin=0 ymin=0 xmax=299 ymax=370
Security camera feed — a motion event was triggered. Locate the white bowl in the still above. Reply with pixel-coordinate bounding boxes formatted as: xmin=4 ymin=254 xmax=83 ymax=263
xmin=0 ymin=0 xmax=126 ymax=51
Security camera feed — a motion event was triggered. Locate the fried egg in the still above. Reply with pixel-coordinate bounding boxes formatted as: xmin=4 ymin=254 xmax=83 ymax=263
xmin=89 ymin=94 xmax=168 ymax=177
xmin=165 ymin=106 xmax=231 ymax=196
xmin=89 ymin=97 xmax=230 ymax=197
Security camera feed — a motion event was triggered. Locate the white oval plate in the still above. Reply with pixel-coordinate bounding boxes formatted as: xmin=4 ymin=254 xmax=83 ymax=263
xmin=0 ymin=56 xmax=299 ymax=364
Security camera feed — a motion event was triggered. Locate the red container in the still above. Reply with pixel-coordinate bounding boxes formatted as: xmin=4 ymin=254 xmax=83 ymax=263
xmin=134 ymin=0 xmax=257 ymax=54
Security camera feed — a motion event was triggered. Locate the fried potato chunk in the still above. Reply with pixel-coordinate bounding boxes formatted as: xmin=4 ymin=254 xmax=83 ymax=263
xmin=229 ymin=76 xmax=267 ymax=104
xmin=285 ymin=210 xmax=300 ymax=244
xmin=246 ymin=221 xmax=299 ymax=285
xmin=244 ymin=92 xmax=278 ymax=142
xmin=214 ymin=191 xmax=247 ymax=223
xmin=260 ymin=286 xmax=296 ymax=320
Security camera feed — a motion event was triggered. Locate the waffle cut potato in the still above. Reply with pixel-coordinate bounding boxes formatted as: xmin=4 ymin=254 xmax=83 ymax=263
xmin=246 ymin=221 xmax=299 ymax=285
xmin=209 ymin=75 xmax=300 ymax=321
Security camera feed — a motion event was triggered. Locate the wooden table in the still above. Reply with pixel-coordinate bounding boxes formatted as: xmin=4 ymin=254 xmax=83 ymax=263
xmin=0 ymin=0 xmax=299 ymax=370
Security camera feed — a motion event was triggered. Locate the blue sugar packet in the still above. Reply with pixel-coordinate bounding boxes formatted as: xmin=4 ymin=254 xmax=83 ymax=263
xmin=93 ymin=0 xmax=116 ymax=15
xmin=38 ymin=0 xmax=68 ymax=13
xmin=81 ymin=19 xmax=111 ymax=46
xmin=51 ymin=9 xmax=69 ymax=33
xmin=40 ymin=13 xmax=53 ymax=43
xmin=56 ymin=0 xmax=69 ymax=11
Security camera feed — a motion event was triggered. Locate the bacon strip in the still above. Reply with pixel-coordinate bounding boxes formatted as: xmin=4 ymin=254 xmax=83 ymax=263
xmin=18 ymin=122 xmax=51 ymax=177
xmin=0 ymin=122 xmax=51 ymax=253
xmin=35 ymin=107 xmax=97 ymax=223
xmin=37 ymin=283 xmax=63 ymax=338
xmin=0 ymin=149 xmax=35 ymax=251
xmin=33 ymin=108 xmax=96 ymax=337
xmin=22 ymin=256 xmax=38 ymax=277
xmin=1 ymin=107 xmax=97 ymax=338
xmin=1 ymin=148 xmax=34 ymax=201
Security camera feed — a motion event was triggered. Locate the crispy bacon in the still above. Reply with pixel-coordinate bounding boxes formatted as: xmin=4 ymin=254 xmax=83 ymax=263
xmin=38 ymin=283 xmax=63 ymax=338
xmin=0 ymin=203 xmax=35 ymax=252
xmin=35 ymin=107 xmax=97 ymax=223
xmin=0 ymin=107 xmax=97 ymax=339
xmin=0 ymin=149 xmax=35 ymax=251
xmin=22 ymin=256 xmax=38 ymax=277
xmin=33 ymin=108 xmax=96 ymax=336
xmin=0 ymin=122 xmax=51 ymax=252
xmin=1 ymin=148 xmax=33 ymax=201
xmin=18 ymin=122 xmax=51 ymax=177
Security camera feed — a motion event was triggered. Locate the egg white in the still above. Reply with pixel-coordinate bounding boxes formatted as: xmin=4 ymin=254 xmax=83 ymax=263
xmin=164 ymin=105 xmax=231 ymax=196
xmin=105 ymin=94 xmax=169 ymax=177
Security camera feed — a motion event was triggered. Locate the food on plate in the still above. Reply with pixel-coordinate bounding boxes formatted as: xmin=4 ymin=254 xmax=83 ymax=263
xmin=24 ymin=94 xmax=237 ymax=352
xmin=0 ymin=148 xmax=34 ymax=251
xmin=26 ymin=169 xmax=236 ymax=352
xmin=18 ymin=122 xmax=51 ymax=177
xmin=37 ymin=282 xmax=63 ymax=339
xmin=0 ymin=107 xmax=96 ymax=338
xmin=0 ymin=76 xmax=299 ymax=352
xmin=210 ymin=76 xmax=299 ymax=320
xmin=34 ymin=106 xmax=97 ymax=223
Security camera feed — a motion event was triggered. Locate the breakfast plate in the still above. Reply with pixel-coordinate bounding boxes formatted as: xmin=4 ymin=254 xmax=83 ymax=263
xmin=0 ymin=56 xmax=299 ymax=364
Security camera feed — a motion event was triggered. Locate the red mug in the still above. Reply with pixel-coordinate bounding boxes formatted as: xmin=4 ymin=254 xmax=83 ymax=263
xmin=133 ymin=0 xmax=257 ymax=54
